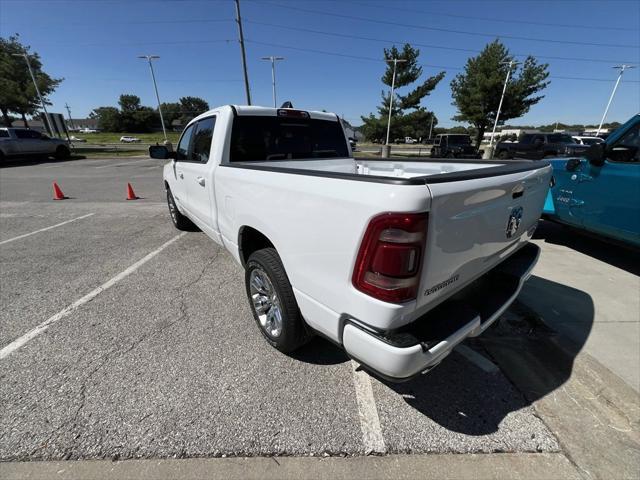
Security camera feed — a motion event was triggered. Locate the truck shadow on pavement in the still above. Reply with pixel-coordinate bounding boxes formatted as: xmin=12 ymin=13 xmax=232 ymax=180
xmin=380 ymin=277 xmax=594 ymax=436
xmin=534 ymin=220 xmax=640 ymax=276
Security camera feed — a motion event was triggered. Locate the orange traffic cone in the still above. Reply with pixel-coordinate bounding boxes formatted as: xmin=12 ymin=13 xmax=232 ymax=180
xmin=126 ymin=183 xmax=139 ymax=200
xmin=53 ymin=182 xmax=67 ymax=200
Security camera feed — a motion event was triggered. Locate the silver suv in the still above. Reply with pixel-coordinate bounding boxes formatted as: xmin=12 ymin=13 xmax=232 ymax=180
xmin=0 ymin=128 xmax=71 ymax=161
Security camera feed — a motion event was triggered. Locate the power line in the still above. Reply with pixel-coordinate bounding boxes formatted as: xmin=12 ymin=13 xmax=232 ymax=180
xmin=245 ymin=19 xmax=638 ymax=65
xmin=251 ymin=1 xmax=640 ymax=49
xmin=0 ymin=18 xmax=234 ymax=27
xmin=347 ymin=0 xmax=639 ymax=32
xmin=246 ymin=39 xmax=640 ymax=83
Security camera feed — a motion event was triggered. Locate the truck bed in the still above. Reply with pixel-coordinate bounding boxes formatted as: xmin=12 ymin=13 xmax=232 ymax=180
xmin=226 ymin=157 xmax=546 ymax=185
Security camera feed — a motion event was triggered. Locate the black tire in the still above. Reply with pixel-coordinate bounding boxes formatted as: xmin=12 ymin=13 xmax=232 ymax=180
xmin=498 ymin=150 xmax=510 ymax=160
xmin=55 ymin=145 xmax=70 ymax=160
xmin=166 ymin=187 xmax=197 ymax=231
xmin=245 ymin=248 xmax=312 ymax=353
xmin=0 ymin=150 xmax=4 ymax=162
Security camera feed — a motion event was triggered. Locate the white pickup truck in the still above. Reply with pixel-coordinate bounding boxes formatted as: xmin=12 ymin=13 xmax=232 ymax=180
xmin=150 ymin=105 xmax=551 ymax=381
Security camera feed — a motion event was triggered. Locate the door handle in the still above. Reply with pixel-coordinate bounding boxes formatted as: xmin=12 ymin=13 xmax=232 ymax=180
xmin=178 ymin=171 xmax=184 ymax=179
xmin=196 ymin=176 xmax=205 ymax=186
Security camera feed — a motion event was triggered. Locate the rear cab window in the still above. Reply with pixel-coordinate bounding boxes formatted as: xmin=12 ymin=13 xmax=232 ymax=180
xmin=0 ymin=129 xmax=9 ymax=138
xmin=229 ymin=114 xmax=349 ymax=162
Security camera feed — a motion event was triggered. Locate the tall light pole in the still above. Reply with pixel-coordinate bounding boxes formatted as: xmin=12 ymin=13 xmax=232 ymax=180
xmin=138 ymin=55 xmax=167 ymax=142
xmin=261 ymin=56 xmax=285 ymax=107
xmin=12 ymin=52 xmax=54 ymax=135
xmin=384 ymin=58 xmax=406 ymax=147
xmin=489 ymin=60 xmax=519 ymax=155
xmin=596 ymin=64 xmax=636 ymax=136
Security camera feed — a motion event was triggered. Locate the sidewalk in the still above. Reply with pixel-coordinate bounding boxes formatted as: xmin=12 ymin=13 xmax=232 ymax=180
xmin=522 ymin=220 xmax=640 ymax=392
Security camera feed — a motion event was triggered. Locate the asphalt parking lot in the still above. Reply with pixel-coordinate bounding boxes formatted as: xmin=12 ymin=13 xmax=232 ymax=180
xmin=1 ymin=156 xmax=638 ymax=479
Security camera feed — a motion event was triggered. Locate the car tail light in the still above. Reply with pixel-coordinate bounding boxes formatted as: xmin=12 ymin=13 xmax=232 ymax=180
xmin=352 ymin=212 xmax=428 ymax=303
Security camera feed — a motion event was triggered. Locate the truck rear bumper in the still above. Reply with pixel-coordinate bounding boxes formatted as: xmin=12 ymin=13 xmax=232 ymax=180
xmin=342 ymin=242 xmax=540 ymax=381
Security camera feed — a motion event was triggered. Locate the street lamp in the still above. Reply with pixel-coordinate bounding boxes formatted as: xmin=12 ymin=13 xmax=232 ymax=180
xmin=12 ymin=52 xmax=54 ymax=135
xmin=596 ymin=64 xmax=636 ymax=136
xmin=384 ymin=58 xmax=407 ymax=150
xmin=138 ymin=55 xmax=167 ymax=142
xmin=261 ymin=56 xmax=285 ymax=108
xmin=488 ymin=60 xmax=520 ymax=156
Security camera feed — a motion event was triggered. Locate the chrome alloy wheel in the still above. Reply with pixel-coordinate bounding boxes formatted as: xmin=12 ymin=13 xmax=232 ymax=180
xmin=249 ymin=268 xmax=283 ymax=338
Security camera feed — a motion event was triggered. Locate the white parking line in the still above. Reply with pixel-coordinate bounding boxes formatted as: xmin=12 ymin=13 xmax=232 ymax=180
xmin=94 ymin=158 xmax=152 ymax=169
xmin=0 ymin=213 xmax=95 ymax=246
xmin=351 ymin=360 xmax=386 ymax=454
xmin=0 ymin=232 xmax=187 ymax=360
xmin=456 ymin=344 xmax=499 ymax=373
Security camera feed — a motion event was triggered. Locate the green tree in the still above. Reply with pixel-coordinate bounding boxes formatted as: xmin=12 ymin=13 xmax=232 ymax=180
xmin=450 ymin=40 xmax=550 ymax=146
xmin=0 ymin=34 xmax=62 ymax=127
xmin=90 ymin=106 xmax=121 ymax=131
xmin=179 ymin=96 xmax=209 ymax=123
xmin=160 ymin=102 xmax=182 ymax=127
xmin=361 ymin=44 xmax=444 ymax=142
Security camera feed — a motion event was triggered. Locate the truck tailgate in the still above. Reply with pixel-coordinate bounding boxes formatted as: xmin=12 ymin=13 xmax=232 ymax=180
xmin=415 ymin=164 xmax=551 ymax=312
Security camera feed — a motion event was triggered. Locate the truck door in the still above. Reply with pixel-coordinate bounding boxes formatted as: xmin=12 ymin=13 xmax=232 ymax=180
xmin=570 ymin=122 xmax=640 ymax=244
xmin=170 ymin=122 xmax=195 ymax=211
xmin=178 ymin=116 xmax=219 ymax=237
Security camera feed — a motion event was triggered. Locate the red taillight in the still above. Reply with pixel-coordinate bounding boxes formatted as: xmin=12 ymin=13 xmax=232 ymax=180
xmin=352 ymin=212 xmax=428 ymax=303
xmin=277 ymin=109 xmax=310 ymax=118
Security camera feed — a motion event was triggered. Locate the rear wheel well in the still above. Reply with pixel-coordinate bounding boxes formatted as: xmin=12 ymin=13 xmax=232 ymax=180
xmin=239 ymin=227 xmax=275 ymax=267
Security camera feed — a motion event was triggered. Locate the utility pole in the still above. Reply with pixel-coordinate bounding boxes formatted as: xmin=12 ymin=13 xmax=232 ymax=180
xmin=489 ymin=60 xmax=519 ymax=156
xmin=261 ymin=56 xmax=285 ymax=107
xmin=12 ymin=52 xmax=54 ymax=135
xmin=428 ymin=115 xmax=434 ymax=139
xmin=235 ymin=0 xmax=251 ymax=105
xmin=64 ymin=103 xmax=75 ymax=130
xmin=382 ymin=57 xmax=406 ymax=157
xmin=137 ymin=55 xmax=167 ymax=143
xmin=597 ymin=64 xmax=636 ymax=136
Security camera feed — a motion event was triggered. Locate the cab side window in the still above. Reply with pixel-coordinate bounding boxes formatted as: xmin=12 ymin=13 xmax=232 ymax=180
xmin=176 ymin=124 xmax=195 ymax=160
xmin=190 ymin=117 xmax=216 ymax=163
xmin=608 ymin=124 xmax=639 ymax=163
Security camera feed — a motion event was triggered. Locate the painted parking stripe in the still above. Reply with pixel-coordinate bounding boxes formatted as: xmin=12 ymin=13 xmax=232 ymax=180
xmin=0 ymin=213 xmax=95 ymax=246
xmin=351 ymin=360 xmax=386 ymax=454
xmin=0 ymin=232 xmax=187 ymax=360
xmin=94 ymin=158 xmax=152 ymax=169
xmin=456 ymin=345 xmax=499 ymax=373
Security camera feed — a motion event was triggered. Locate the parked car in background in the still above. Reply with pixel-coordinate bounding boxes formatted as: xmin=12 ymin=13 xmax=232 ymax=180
xmin=348 ymin=137 xmax=357 ymax=151
xmin=120 ymin=136 xmax=141 ymax=143
xmin=572 ymin=136 xmax=604 ymax=146
xmin=430 ymin=134 xmax=481 ymax=159
xmin=404 ymin=136 xmax=417 ymax=144
xmin=496 ymin=133 xmax=589 ymax=160
xmin=0 ymin=128 xmax=70 ymax=161
xmin=543 ymin=114 xmax=640 ymax=247
xmin=149 ymin=104 xmax=551 ymax=380
xmin=78 ymin=128 xmax=98 ymax=133
xmin=69 ymin=136 xmax=86 ymax=143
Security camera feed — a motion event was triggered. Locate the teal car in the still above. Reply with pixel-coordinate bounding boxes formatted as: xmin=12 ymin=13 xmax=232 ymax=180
xmin=543 ymin=114 xmax=640 ymax=247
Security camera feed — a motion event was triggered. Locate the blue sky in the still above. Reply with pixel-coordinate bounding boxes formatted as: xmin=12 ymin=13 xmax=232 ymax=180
xmin=1 ymin=0 xmax=639 ymax=127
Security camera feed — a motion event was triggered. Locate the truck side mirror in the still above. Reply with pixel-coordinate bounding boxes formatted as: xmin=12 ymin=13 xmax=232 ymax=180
xmin=585 ymin=143 xmax=605 ymax=167
xmin=149 ymin=145 xmax=176 ymax=160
